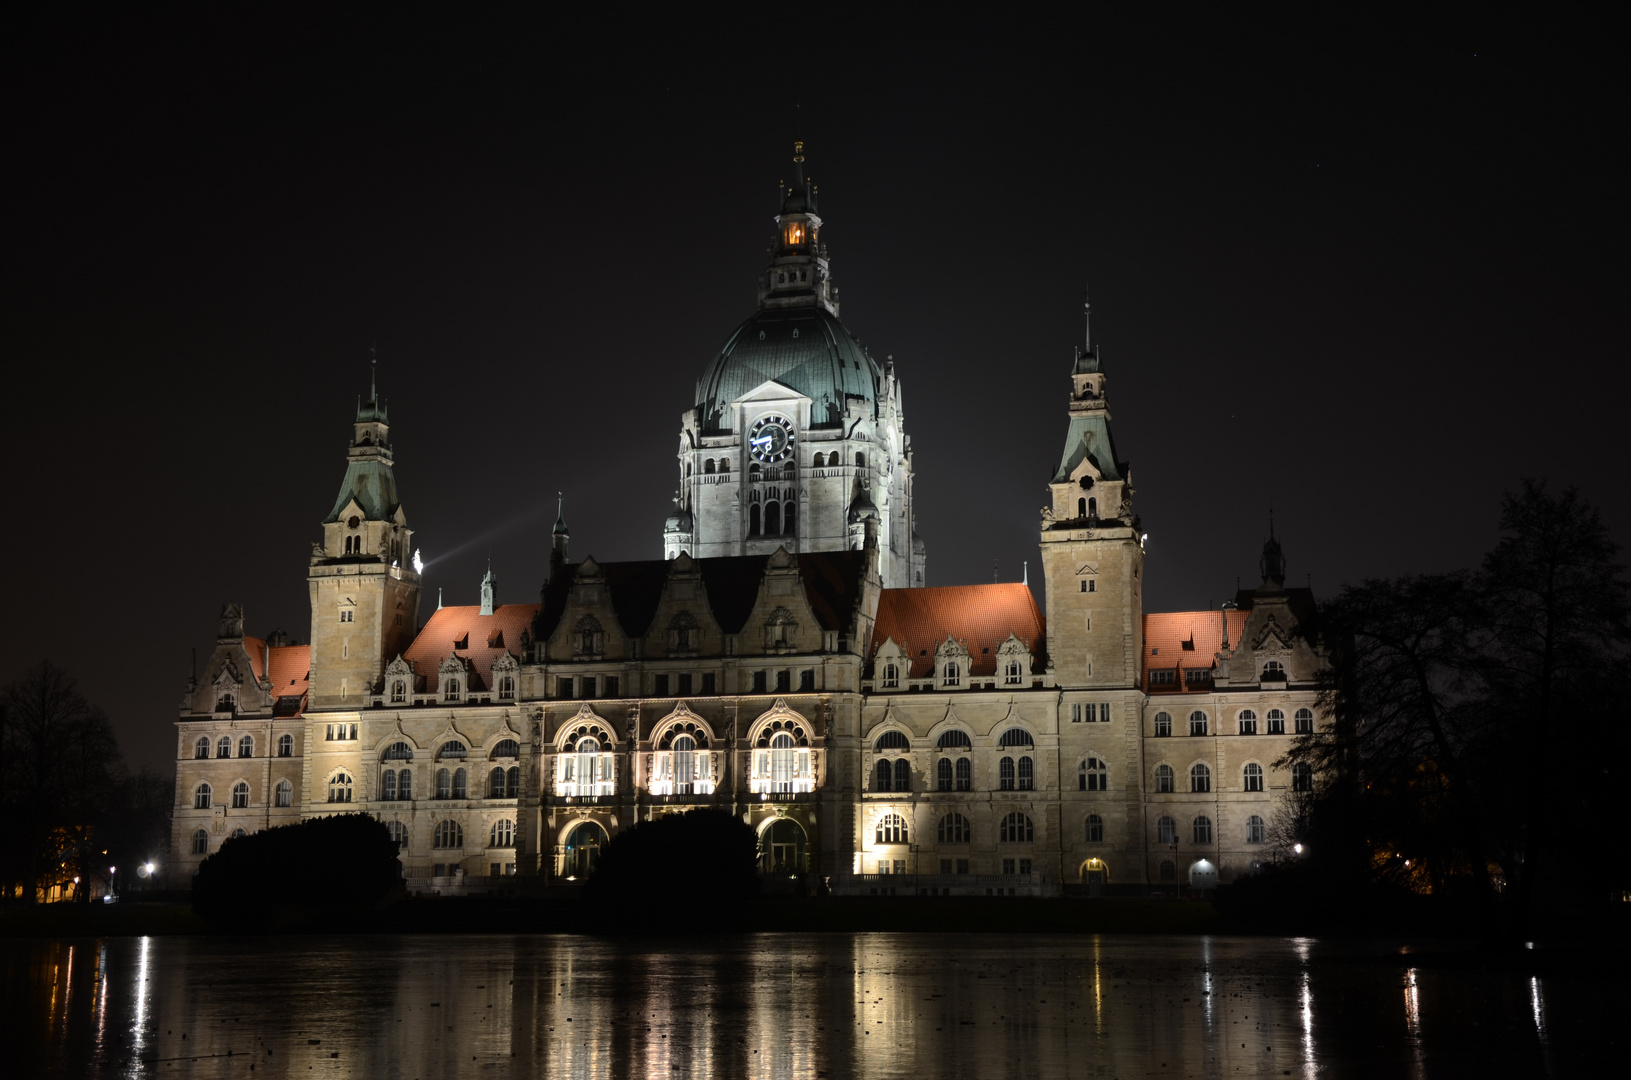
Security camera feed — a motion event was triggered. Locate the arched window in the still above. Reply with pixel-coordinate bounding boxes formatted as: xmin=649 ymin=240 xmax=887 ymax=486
xmin=231 ymin=827 xmax=247 ymax=840
xmin=1266 ymin=708 xmax=1286 ymax=734
xmin=1189 ymin=711 xmax=1208 ymax=736
xmin=1292 ymin=762 xmax=1314 ymax=791
xmin=1017 ymin=756 xmax=1034 ymax=790
xmin=391 ymin=680 xmax=406 ymax=703
xmin=1295 ymin=708 xmax=1315 ymax=734
xmin=386 ymin=821 xmax=408 ymax=848
xmin=1246 ymin=815 xmax=1267 ymax=844
xmin=1190 ymin=763 xmax=1211 ymax=793
xmin=881 ymin=662 xmax=899 ymax=689
xmin=999 ymin=756 xmax=1016 ymax=790
xmin=893 ymin=758 xmax=911 ymax=792
xmin=383 ymin=741 xmax=414 ymax=761
xmin=572 ymin=616 xmax=604 ymax=657
xmin=999 ymin=812 xmax=1034 ymax=843
xmin=875 ymin=759 xmax=892 ymax=792
xmin=488 ymin=767 xmax=506 ymax=798
xmin=238 ymin=735 xmax=253 ymax=758
xmin=942 ymin=661 xmax=960 ymax=686
xmin=1085 ymin=814 xmax=1103 ymax=842
xmin=784 ymin=503 xmax=796 ymax=535
xmin=749 ymin=503 xmax=762 ymax=536
xmin=192 ymin=829 xmax=209 ymax=855
xmin=997 ymin=728 xmax=1033 ymax=748
xmin=382 ymin=769 xmax=398 ymax=801
xmin=705 ymin=458 xmax=716 ymax=474
xmin=1238 ymin=709 xmax=1258 ymax=735
xmin=875 ymin=813 xmax=908 ymax=844
xmin=955 ymin=757 xmax=971 ymax=791
xmin=436 ymin=768 xmax=452 ymax=799
xmin=1079 ymin=757 xmax=1107 ymax=791
xmin=764 ymin=501 xmax=782 ymax=535
xmin=506 ymin=766 xmax=520 ymax=798
xmin=490 ymin=739 xmax=520 ymax=759
xmin=1154 ymin=712 xmax=1172 ymax=737
xmin=439 ymin=741 xmax=468 ymax=759
xmin=1087 ymin=496 xmax=1097 ymax=518
xmin=398 ymin=769 xmax=412 ymax=800
xmin=938 ymin=813 xmax=970 ymax=843
xmin=490 ymin=819 xmax=515 ymax=848
xmin=1078 ymin=497 xmax=1087 ymax=518
xmin=275 ymin=779 xmax=292 ymax=807
xmin=451 ymin=767 xmax=468 ymax=799
xmin=1243 ymin=763 xmax=1264 ymax=792
xmin=874 ymin=730 xmax=911 ymax=752
xmin=718 ymin=458 xmax=730 ymax=475
xmin=278 ymin=734 xmax=293 ymax=758
xmin=328 ymin=772 xmax=353 ymax=803
xmin=666 ymin=734 xmax=699 ymax=795
xmin=1193 ymin=816 xmax=1213 ymax=844
xmin=194 ymin=783 xmax=212 ymax=809
xmin=937 ymin=758 xmax=953 ymax=791
xmin=812 ymin=451 xmax=824 ymax=468
xmin=855 ymin=451 xmax=866 ymax=468
xmin=498 ymin=676 xmax=515 ymax=699
xmin=216 ymin=736 xmax=231 ymax=759
xmin=433 ymin=820 xmax=463 ymax=849
xmin=767 ymin=731 xmax=800 ymax=793
xmin=1155 ymin=764 xmax=1175 ymax=793
xmin=194 ymin=736 xmax=210 ymax=759
xmin=232 ymin=781 xmax=249 ymax=808
xmin=936 ymin=729 xmax=972 ymax=750
xmin=1156 ymin=816 xmax=1177 ymax=844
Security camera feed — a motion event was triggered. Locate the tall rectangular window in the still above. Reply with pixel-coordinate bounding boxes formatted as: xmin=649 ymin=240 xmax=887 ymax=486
xmin=1002 ymin=858 xmax=1016 ymax=875
xmin=604 ymin=675 xmax=620 ymax=697
xmin=581 ymin=676 xmax=597 ymax=699
xmin=752 ymin=671 xmax=767 ymax=693
xmin=701 ymin=672 xmax=716 ymax=695
xmin=775 ymin=669 xmax=791 ymax=692
xmin=799 ymin=669 xmax=815 ymax=691
xmin=654 ymin=674 xmax=670 ymax=696
xmin=677 ymin=673 xmax=693 ymax=696
xmin=557 ymin=677 xmax=573 ymax=699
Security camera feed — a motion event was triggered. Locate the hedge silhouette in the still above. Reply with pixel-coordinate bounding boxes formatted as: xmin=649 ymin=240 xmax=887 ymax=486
xmin=583 ymin=809 xmax=758 ymax=919
xmin=192 ymin=814 xmax=403 ymax=928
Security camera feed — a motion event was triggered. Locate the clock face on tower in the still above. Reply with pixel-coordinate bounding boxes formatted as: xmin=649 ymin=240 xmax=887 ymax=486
xmin=748 ymin=414 xmax=795 ymax=463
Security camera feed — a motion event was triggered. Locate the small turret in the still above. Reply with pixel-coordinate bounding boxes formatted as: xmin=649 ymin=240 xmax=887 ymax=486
xmin=1258 ymin=511 xmax=1287 ymax=593
xmin=480 ymin=560 xmax=497 ymax=616
xmin=551 ymin=493 xmax=570 ymax=575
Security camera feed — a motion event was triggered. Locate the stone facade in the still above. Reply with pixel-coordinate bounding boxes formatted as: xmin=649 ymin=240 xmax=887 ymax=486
xmin=170 ymin=149 xmax=1326 ymax=895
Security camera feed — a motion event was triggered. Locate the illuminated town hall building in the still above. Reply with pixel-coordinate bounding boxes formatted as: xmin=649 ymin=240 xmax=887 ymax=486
xmin=171 ymin=148 xmax=1324 ymax=895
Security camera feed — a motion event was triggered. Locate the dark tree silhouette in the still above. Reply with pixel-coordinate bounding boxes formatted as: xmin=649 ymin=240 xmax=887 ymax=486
xmin=583 ymin=809 xmax=758 ymax=924
xmin=192 ymin=813 xmax=403 ymax=928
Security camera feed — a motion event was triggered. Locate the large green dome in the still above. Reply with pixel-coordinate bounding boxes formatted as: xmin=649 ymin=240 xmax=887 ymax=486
xmin=695 ymin=307 xmax=881 ymax=433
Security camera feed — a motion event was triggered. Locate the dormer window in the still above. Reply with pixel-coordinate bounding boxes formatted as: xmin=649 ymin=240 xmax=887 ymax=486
xmin=390 ymin=681 xmax=406 ymax=703
xmin=881 ymin=662 xmax=899 ymax=689
xmin=446 ymin=679 xmax=461 ymax=702
xmin=942 ymin=662 xmax=961 ymax=687
xmin=784 ymin=221 xmax=805 ymax=246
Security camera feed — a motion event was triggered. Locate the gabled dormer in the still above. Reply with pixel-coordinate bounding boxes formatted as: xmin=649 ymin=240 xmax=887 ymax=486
xmin=934 ymin=635 xmax=972 ymax=689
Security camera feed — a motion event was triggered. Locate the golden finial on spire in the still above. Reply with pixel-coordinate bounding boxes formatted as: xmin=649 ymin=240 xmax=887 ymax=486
xmin=793 ymin=140 xmax=805 ymax=164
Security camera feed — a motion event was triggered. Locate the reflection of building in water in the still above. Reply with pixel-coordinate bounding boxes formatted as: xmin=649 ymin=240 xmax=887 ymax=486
xmin=169 ymin=145 xmax=1327 ymax=895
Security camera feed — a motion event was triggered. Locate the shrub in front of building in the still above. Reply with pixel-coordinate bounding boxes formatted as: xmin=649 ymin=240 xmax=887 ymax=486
xmin=192 ymin=814 xmax=403 ymax=929
xmin=584 ymin=809 xmax=757 ymax=924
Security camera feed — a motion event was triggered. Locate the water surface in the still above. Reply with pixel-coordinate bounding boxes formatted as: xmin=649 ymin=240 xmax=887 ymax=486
xmin=3 ymin=932 xmax=1606 ymax=1077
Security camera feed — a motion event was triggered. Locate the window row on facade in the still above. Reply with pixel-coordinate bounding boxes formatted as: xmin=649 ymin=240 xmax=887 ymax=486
xmin=1151 ymin=707 xmax=1314 ymax=737
xmin=191 ymin=733 xmax=295 ymax=759
xmin=189 ymin=816 xmax=518 ymax=856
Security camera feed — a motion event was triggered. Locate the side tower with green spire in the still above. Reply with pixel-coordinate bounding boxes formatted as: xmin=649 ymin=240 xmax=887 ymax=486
xmin=1038 ymin=293 xmax=1145 ymax=687
xmin=306 ymin=359 xmax=423 ymax=709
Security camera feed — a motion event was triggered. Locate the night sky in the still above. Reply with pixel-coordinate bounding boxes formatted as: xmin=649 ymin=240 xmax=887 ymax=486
xmin=4 ymin=11 xmax=1622 ymax=772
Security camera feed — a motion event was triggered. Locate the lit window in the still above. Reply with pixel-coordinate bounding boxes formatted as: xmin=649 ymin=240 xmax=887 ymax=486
xmin=490 ymin=819 xmax=515 ymax=848
xmin=391 ymin=681 xmax=406 ymax=703
xmin=328 ymin=772 xmax=353 ymax=803
xmin=876 ymin=813 xmax=908 ymax=845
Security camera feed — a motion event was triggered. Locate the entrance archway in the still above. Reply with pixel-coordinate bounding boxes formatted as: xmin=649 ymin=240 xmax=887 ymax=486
xmin=1188 ymin=859 xmax=1218 ymax=892
xmin=1079 ymin=857 xmax=1110 ymax=895
xmin=564 ymin=821 xmax=607 ymax=879
xmin=759 ymin=817 xmax=807 ymax=874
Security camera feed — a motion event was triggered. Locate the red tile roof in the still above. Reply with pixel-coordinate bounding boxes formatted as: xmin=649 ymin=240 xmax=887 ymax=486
xmin=404 ymin=604 xmax=541 ymax=691
xmin=871 ymin=584 xmax=1046 ymax=678
xmin=1142 ymin=609 xmax=1247 ymax=690
xmin=240 ymin=637 xmax=310 ymax=715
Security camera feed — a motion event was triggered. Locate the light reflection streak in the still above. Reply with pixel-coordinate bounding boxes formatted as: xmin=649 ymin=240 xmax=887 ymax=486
xmin=129 ymin=937 xmax=151 ymax=1074
xmin=1404 ymin=967 xmax=1426 ymax=1078
xmin=1530 ymin=976 xmax=1546 ymax=1042
xmin=1200 ymin=937 xmax=1214 ymax=1027
xmin=1092 ymin=937 xmax=1103 ymax=1036
xmin=1299 ymin=970 xmax=1315 ymax=1079
xmin=94 ymin=941 xmax=108 ymax=1059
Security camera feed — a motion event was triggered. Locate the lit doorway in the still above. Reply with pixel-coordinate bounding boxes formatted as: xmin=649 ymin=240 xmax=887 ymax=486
xmin=564 ymin=821 xmax=607 ymax=879
xmin=1079 ymin=858 xmax=1110 ymax=896
xmin=759 ymin=817 xmax=807 ymax=874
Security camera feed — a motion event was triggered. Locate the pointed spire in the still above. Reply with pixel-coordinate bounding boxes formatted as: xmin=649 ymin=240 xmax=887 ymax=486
xmin=1083 ymin=283 xmax=1091 ymax=351
xmin=480 ymin=557 xmax=496 ymax=616
xmin=436 ymin=587 xmax=443 ymax=611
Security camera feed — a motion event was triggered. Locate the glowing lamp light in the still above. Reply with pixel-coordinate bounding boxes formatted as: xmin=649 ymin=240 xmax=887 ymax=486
xmin=1293 ymin=843 xmax=1304 ymax=855
xmin=412 ymin=548 xmax=424 ymax=575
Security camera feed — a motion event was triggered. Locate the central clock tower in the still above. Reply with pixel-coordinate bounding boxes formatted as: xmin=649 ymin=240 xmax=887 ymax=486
xmin=664 ymin=144 xmax=925 ymax=588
